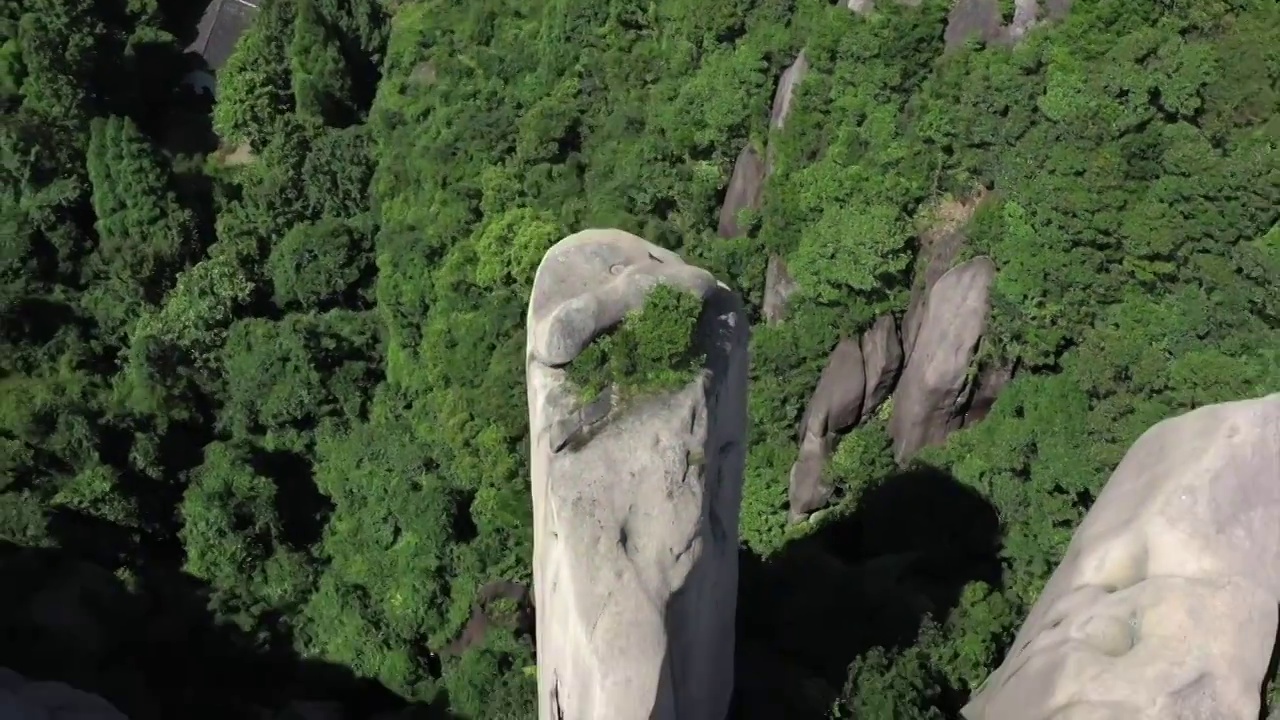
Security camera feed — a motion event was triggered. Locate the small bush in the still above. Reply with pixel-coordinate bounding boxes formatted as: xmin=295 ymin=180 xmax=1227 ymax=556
xmin=566 ymin=282 xmax=707 ymax=402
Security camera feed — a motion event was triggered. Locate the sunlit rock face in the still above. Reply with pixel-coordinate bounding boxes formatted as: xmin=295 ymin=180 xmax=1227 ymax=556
xmin=526 ymin=229 xmax=749 ymax=720
xmin=963 ymin=393 xmax=1280 ymax=720
xmin=890 ymin=256 xmax=996 ymax=463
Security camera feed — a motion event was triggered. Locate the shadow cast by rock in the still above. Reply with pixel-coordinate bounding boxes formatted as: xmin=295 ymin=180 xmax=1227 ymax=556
xmin=0 ymin=515 xmax=460 ymax=720
xmin=730 ymin=465 xmax=1003 ymax=719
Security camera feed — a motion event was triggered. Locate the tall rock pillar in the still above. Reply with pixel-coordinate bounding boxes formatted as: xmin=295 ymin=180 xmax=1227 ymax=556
xmin=526 ymin=229 xmax=749 ymax=720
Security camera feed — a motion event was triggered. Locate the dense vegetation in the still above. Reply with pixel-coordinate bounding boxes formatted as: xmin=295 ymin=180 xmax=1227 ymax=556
xmin=565 ymin=282 xmax=708 ymax=403
xmin=1 ymin=0 xmax=1276 ymax=717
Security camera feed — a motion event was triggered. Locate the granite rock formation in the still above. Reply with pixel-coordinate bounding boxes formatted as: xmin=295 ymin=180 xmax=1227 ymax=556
xmin=787 ymin=314 xmax=904 ymax=520
xmin=718 ymin=145 xmax=766 ymax=239
xmin=761 ymin=255 xmax=797 ymax=325
xmin=859 ymin=314 xmax=903 ymax=423
xmin=789 ymin=338 xmax=866 ymax=521
xmin=769 ymin=51 xmax=809 ymax=131
xmin=964 ymin=393 xmax=1280 ymax=720
xmin=889 ymin=256 xmax=996 ymax=463
xmin=526 ymin=229 xmax=749 ymax=720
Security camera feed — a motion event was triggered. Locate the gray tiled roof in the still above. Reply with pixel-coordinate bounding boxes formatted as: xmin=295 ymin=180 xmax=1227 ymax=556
xmin=186 ymin=0 xmax=261 ymax=71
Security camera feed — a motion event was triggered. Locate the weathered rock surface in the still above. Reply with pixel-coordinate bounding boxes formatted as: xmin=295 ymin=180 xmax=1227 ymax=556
xmin=718 ymin=146 xmax=766 ymax=239
xmin=944 ymin=0 xmax=1071 ymax=49
xmin=1004 ymin=0 xmax=1039 ymax=43
xmin=889 ymin=256 xmax=996 ymax=463
xmin=0 ymin=667 xmax=128 ymax=719
xmin=769 ymin=51 xmax=809 ymax=131
xmin=442 ymin=581 xmax=532 ymax=657
xmin=963 ymin=393 xmax=1280 ymax=720
xmin=526 ymin=229 xmax=749 ymax=720
xmin=902 ymin=225 xmax=969 ymax=363
xmin=789 ymin=339 xmax=866 ymax=521
xmin=1044 ymin=0 xmax=1073 ymax=19
xmin=860 ymin=314 xmax=903 ymax=422
xmin=962 ymin=362 xmax=1014 ymax=428
xmin=762 ymin=255 xmax=797 ymax=325
xmin=944 ymin=0 xmax=1003 ymax=50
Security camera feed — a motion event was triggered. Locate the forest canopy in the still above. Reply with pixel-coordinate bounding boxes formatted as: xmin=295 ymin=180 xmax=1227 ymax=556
xmin=0 ymin=0 xmax=1276 ymax=717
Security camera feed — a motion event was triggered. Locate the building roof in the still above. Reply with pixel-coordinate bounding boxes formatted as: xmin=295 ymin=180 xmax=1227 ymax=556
xmin=186 ymin=0 xmax=261 ymax=71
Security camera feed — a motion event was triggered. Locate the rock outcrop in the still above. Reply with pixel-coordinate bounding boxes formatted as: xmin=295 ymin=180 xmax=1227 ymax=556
xmin=944 ymin=0 xmax=1003 ymax=49
xmin=762 ymin=255 xmax=797 ymax=325
xmin=769 ymin=51 xmax=809 ymax=131
xmin=944 ymin=0 xmax=1072 ymax=49
xmin=789 ymin=338 xmax=866 ymax=520
xmin=0 ymin=667 xmax=127 ymax=719
xmin=889 ymin=256 xmax=996 ymax=463
xmin=718 ymin=146 xmax=766 ymax=239
xmin=859 ymin=314 xmax=903 ymax=423
xmin=526 ymin=229 xmax=749 ymax=720
xmin=962 ymin=362 xmax=1013 ymax=427
xmin=964 ymin=393 xmax=1280 ymax=720
xmin=901 ymin=195 xmax=981 ymax=362
xmin=788 ymin=314 xmax=903 ymax=520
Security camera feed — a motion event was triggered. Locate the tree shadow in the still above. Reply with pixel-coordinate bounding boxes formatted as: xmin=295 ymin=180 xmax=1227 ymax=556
xmin=0 ymin=516 xmax=461 ymax=720
xmin=730 ymin=464 xmax=1004 ymax=719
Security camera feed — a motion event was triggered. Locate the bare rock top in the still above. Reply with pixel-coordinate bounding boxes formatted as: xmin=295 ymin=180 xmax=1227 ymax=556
xmin=889 ymin=256 xmax=996 ymax=463
xmin=964 ymin=393 xmax=1280 ymax=720
xmin=526 ymin=229 xmax=749 ymax=720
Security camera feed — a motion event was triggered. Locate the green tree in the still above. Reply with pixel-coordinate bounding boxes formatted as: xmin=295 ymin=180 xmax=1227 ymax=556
xmin=566 ymin=282 xmax=708 ymax=403
xmin=213 ymin=0 xmax=296 ymax=148
xmin=180 ymin=441 xmax=315 ymax=635
xmin=269 ymin=217 xmax=374 ymax=310
xmin=83 ymin=115 xmax=198 ymax=340
xmin=291 ymin=0 xmax=357 ymax=126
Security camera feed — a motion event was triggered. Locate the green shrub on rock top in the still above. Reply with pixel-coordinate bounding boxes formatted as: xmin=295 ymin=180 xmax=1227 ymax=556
xmin=565 ymin=282 xmax=708 ymax=403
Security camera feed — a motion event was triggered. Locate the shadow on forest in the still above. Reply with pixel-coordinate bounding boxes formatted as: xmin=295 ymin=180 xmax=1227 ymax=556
xmin=0 ymin=514 xmax=459 ymax=720
xmin=730 ymin=464 xmax=1004 ymax=719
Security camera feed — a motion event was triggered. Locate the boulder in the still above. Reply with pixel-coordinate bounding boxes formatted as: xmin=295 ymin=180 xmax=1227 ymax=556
xmin=526 ymin=229 xmax=749 ymax=720
xmin=902 ymin=227 xmax=968 ymax=362
xmin=962 ymin=362 xmax=1014 ymax=427
xmin=788 ymin=338 xmax=866 ymax=520
xmin=1045 ymin=0 xmax=1073 ymax=19
xmin=718 ymin=145 xmax=766 ymax=239
xmin=1004 ymin=0 xmax=1039 ymax=43
xmin=764 ymin=51 xmax=810 ymax=177
xmin=889 ymin=257 xmax=996 ymax=463
xmin=859 ymin=314 xmax=903 ymax=421
xmin=762 ymin=255 xmax=797 ymax=325
xmin=944 ymin=0 xmax=1003 ymax=50
xmin=0 ymin=667 xmax=128 ymax=719
xmin=963 ymin=393 xmax=1280 ymax=720
xmin=769 ymin=51 xmax=809 ymax=131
